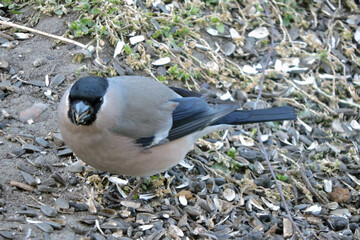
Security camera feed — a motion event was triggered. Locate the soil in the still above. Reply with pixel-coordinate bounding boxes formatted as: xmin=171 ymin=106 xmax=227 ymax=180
xmin=0 ymin=15 xmax=96 ymax=239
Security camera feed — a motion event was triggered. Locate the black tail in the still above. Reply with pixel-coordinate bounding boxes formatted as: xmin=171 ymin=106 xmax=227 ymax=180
xmin=213 ymin=106 xmax=296 ymax=125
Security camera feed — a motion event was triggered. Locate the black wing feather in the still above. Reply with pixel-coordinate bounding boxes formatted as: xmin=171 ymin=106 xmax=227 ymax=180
xmin=169 ymin=87 xmax=202 ymax=98
xmin=167 ymin=98 xmax=238 ymax=141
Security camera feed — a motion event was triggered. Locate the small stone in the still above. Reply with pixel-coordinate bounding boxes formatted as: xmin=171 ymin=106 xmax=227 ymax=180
xmin=222 ymin=42 xmax=236 ymax=56
xmin=214 ymin=177 xmax=226 ymax=185
xmin=33 ymin=58 xmax=46 ymax=67
xmin=21 ymin=171 xmax=37 ymax=186
xmin=156 ymin=66 xmax=167 ymax=76
xmin=176 ymin=190 xmax=192 ymax=200
xmin=17 ymin=209 xmax=38 ymax=217
xmin=22 ymin=144 xmax=42 ymax=153
xmin=34 ymin=156 xmax=46 ymax=167
xmin=254 ymin=175 xmax=272 ymax=188
xmin=90 ymin=233 xmax=106 ymax=240
xmin=0 ymin=198 xmax=5 ymax=207
xmin=330 ymin=187 xmax=351 ymax=203
xmin=223 ymin=188 xmax=236 ymax=201
xmin=120 ymin=200 xmax=141 ymax=209
xmin=42 ymin=178 xmax=57 ymax=187
xmin=46 ymin=221 xmax=63 ymax=230
xmin=66 ymin=163 xmax=84 ymax=173
xmin=35 ymin=223 xmax=54 ymax=233
xmin=328 ymin=216 xmax=349 ymax=231
xmin=19 ymin=103 xmax=48 ymax=123
xmin=53 ymin=133 xmax=64 ymax=145
xmin=55 ymin=198 xmax=69 ymax=210
xmin=168 ymin=225 xmax=184 ymax=237
xmin=184 ymin=205 xmax=202 ymax=216
xmin=51 ymin=172 xmax=66 ymax=186
xmin=98 ymin=208 xmax=117 ymax=218
xmin=57 ymin=148 xmax=73 ymax=157
xmin=35 ymin=137 xmax=49 ymax=148
xmin=40 ymin=205 xmax=58 ymax=217
xmin=0 ymin=231 xmax=15 ymax=239
xmin=69 ymin=202 xmax=89 ymax=212
xmin=69 ymin=176 xmax=79 ymax=186
xmin=37 ymin=185 xmax=57 ymax=193
xmin=0 ymin=58 xmax=9 ymax=70
xmin=349 ymin=223 xmax=360 ymax=233
xmin=50 ymin=73 xmax=65 ymax=86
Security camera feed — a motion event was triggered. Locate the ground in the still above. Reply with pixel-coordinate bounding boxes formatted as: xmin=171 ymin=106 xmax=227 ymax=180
xmin=0 ymin=1 xmax=360 ymax=240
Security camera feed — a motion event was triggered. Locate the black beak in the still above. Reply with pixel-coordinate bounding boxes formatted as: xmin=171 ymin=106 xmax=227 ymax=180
xmin=72 ymin=101 xmax=91 ymax=125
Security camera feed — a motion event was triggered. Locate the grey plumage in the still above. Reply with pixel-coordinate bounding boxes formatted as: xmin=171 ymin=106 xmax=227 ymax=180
xmin=59 ymin=76 xmax=296 ymax=177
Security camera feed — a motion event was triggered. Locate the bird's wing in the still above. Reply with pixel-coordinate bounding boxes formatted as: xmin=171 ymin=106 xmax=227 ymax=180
xmin=169 ymin=87 xmax=202 ymax=98
xmin=135 ymin=97 xmax=238 ymax=147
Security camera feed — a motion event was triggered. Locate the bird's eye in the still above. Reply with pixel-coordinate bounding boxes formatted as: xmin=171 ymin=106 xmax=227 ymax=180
xmin=98 ymin=97 xmax=103 ymax=103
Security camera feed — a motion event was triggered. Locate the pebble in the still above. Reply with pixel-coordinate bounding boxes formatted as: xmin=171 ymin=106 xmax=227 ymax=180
xmin=55 ymin=198 xmax=70 ymax=210
xmin=40 ymin=205 xmax=58 ymax=217
xmin=0 ymin=58 xmax=9 ymax=70
xmin=53 ymin=133 xmax=64 ymax=145
xmin=328 ymin=216 xmax=349 ymax=231
xmin=42 ymin=178 xmax=57 ymax=187
xmin=98 ymin=208 xmax=117 ymax=218
xmin=349 ymin=223 xmax=360 ymax=233
xmin=254 ymin=175 xmax=272 ymax=188
xmin=46 ymin=221 xmax=63 ymax=230
xmin=214 ymin=177 xmax=226 ymax=185
xmin=57 ymin=148 xmax=73 ymax=157
xmin=17 ymin=209 xmax=38 ymax=217
xmin=35 ymin=223 xmax=54 ymax=233
xmin=330 ymin=187 xmax=351 ymax=203
xmin=237 ymin=146 xmax=261 ymax=163
xmin=69 ymin=176 xmax=79 ymax=186
xmin=0 ymin=231 xmax=15 ymax=239
xmin=156 ymin=66 xmax=167 ymax=76
xmin=50 ymin=73 xmax=65 ymax=86
xmin=22 ymin=144 xmax=42 ymax=153
xmin=69 ymin=202 xmax=89 ymax=212
xmin=33 ymin=58 xmax=46 ymax=67
xmin=35 ymin=137 xmax=49 ymax=148
xmin=0 ymin=198 xmax=5 ymax=207
xmin=37 ymin=185 xmax=57 ymax=193
xmin=66 ymin=164 xmax=84 ymax=173
xmin=21 ymin=171 xmax=37 ymax=186
xmin=51 ymin=172 xmax=66 ymax=186
xmin=90 ymin=233 xmax=106 ymax=240
xmin=34 ymin=156 xmax=46 ymax=167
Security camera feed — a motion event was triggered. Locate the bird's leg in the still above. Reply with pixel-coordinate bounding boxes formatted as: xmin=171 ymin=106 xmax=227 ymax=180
xmin=126 ymin=178 xmax=144 ymax=200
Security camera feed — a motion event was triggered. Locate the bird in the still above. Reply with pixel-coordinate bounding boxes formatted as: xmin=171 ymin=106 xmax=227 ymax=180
xmin=59 ymin=76 xmax=296 ymax=198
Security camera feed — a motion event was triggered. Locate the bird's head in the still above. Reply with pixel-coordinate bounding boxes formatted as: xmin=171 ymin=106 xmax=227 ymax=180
xmin=67 ymin=76 xmax=108 ymax=126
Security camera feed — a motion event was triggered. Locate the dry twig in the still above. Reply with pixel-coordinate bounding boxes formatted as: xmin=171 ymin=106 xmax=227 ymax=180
xmin=0 ymin=20 xmax=90 ymax=49
xmin=255 ymin=1 xmax=305 ymax=239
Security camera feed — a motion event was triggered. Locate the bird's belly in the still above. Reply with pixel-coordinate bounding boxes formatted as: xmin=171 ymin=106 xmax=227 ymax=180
xmin=61 ymin=128 xmax=193 ymax=177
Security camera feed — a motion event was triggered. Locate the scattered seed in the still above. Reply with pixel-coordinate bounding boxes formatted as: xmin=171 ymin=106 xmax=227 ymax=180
xmin=129 ymin=35 xmax=145 ymax=45
xmin=37 ymin=185 xmax=57 ymax=193
xmin=35 ymin=223 xmax=54 ymax=233
xmin=40 ymin=205 xmax=58 ymax=218
xmin=21 ymin=171 xmax=37 ymax=186
xmin=50 ymin=73 xmax=65 ymax=87
xmin=10 ymin=180 xmax=34 ymax=192
xmin=55 ymin=198 xmax=69 ymax=210
xmin=17 ymin=210 xmax=38 ymax=217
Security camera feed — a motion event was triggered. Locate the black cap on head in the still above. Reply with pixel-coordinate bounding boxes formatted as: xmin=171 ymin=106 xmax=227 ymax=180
xmin=69 ymin=76 xmax=109 ymax=103
xmin=68 ymin=76 xmax=109 ymax=126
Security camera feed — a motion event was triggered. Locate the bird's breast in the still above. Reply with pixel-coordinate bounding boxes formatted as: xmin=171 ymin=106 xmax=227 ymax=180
xmin=60 ymin=120 xmax=194 ymax=177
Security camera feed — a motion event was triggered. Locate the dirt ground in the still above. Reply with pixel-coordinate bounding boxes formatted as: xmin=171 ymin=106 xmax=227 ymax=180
xmin=1 ymin=3 xmax=360 ymax=239
xmin=0 ymin=15 xmax=99 ymax=239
